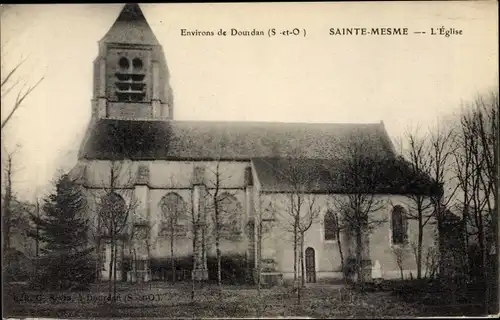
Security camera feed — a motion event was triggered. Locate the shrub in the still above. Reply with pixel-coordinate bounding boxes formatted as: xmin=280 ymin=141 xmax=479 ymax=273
xmin=150 ymin=256 xmax=193 ymax=282
xmin=3 ymin=249 xmax=32 ymax=282
xmin=207 ymin=254 xmax=248 ymax=285
xmin=28 ymin=255 xmax=96 ymax=291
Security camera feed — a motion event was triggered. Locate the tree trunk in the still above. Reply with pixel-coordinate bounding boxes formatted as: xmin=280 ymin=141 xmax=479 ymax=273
xmin=191 ymin=224 xmax=197 ymax=302
xmin=337 ymin=233 xmax=347 ymax=284
xmin=191 ymin=272 xmax=195 ymax=302
xmin=113 ymin=241 xmax=118 ymax=299
xmin=293 ymin=222 xmax=298 ymax=282
xmin=300 ymin=233 xmax=305 ymax=288
xmin=34 ymin=201 xmax=40 ymax=280
xmin=417 ymin=222 xmax=423 ymax=279
xmin=108 ymin=240 xmax=114 ymax=300
xmin=2 ymin=163 xmax=12 ymax=255
xmin=133 ymin=249 xmax=138 ymax=283
xmin=170 ymin=234 xmax=175 ymax=283
xmin=147 ymin=246 xmax=151 ymax=288
xmin=477 ymin=210 xmax=488 ymax=313
xmin=414 ymin=197 xmax=424 ymax=279
xmin=35 ymin=200 xmax=40 ymax=257
xmin=96 ymin=240 xmax=101 ymax=282
xmin=257 ymin=220 xmax=262 ymax=296
xmin=355 ymin=228 xmax=363 ymax=287
xmin=257 ymin=219 xmax=262 ymax=316
xmin=462 ymin=205 xmax=470 ymax=280
xmin=297 ymin=241 xmax=302 ymax=306
xmin=216 ymin=234 xmax=222 ymax=299
xmin=297 ymin=258 xmax=302 ymax=306
xmin=201 ymin=225 xmax=206 ymax=287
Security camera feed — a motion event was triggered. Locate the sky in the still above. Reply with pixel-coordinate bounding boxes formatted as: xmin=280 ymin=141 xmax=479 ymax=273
xmin=0 ymin=2 xmax=498 ymax=202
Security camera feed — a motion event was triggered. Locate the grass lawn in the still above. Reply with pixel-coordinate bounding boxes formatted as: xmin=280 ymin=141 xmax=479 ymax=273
xmin=4 ymin=282 xmax=420 ymax=318
xmin=3 ymin=280 xmax=491 ymax=318
xmin=363 ymin=279 xmax=491 ymax=317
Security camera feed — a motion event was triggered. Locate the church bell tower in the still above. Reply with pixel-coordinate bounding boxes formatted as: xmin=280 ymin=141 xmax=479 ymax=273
xmin=91 ymin=3 xmax=174 ymax=121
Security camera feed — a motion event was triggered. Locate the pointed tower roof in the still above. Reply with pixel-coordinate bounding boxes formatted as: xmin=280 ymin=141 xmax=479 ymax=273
xmin=116 ymin=3 xmax=146 ymax=21
xmin=100 ymin=3 xmax=160 ymax=45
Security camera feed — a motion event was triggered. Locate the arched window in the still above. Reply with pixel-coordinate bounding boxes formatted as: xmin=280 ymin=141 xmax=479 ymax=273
xmin=213 ymin=193 xmax=243 ymax=240
xmin=391 ymin=205 xmax=408 ymax=245
xmin=159 ymin=193 xmax=187 ymax=238
xmin=324 ymin=210 xmax=337 ymax=241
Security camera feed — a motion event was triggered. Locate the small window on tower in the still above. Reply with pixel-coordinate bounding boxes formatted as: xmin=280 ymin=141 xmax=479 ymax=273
xmin=132 ymin=58 xmax=143 ymax=71
xmin=115 ymin=56 xmax=146 ymax=102
xmin=119 ymin=57 xmax=130 ymax=71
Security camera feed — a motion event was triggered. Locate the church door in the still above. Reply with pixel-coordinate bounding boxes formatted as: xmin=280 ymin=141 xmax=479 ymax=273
xmin=305 ymin=247 xmax=316 ymax=283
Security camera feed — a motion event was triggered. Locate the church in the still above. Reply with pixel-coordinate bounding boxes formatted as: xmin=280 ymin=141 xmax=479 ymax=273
xmin=69 ymin=4 xmax=439 ymax=284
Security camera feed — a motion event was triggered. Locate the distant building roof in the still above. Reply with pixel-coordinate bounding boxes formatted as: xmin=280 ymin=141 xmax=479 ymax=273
xmin=78 ymin=119 xmax=396 ymax=161
xmin=252 ymin=156 xmax=438 ymax=195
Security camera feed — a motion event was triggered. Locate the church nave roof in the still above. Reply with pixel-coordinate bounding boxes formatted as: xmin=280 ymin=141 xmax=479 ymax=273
xmin=79 ymin=118 xmax=395 ymax=161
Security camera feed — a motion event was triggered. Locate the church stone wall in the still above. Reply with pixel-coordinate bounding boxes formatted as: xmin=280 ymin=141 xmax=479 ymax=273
xmin=108 ymin=102 xmax=153 ymax=119
xmin=84 ymin=160 xmax=250 ymax=189
xmin=148 ymin=160 xmax=249 ymax=189
xmin=84 ymin=160 xmax=138 ymax=188
xmin=260 ymin=193 xmax=438 ymax=281
xmin=80 ymin=159 xmax=438 ymax=282
xmin=369 ymin=195 xmax=438 ymax=279
xmin=82 ymin=159 xmax=253 ymax=267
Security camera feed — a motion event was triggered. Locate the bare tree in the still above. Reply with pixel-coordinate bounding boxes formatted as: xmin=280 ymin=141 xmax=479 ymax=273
xmin=393 ymin=246 xmax=408 ymax=280
xmin=252 ymin=200 xmax=270 ymax=318
xmin=208 ymin=160 xmax=224 ymax=299
xmin=128 ymin=220 xmax=155 ymax=289
xmin=398 ymin=127 xmax=433 ymax=279
xmin=423 ymin=245 xmax=439 ymax=279
xmin=452 ymin=112 xmax=475 ymax=272
xmin=188 ymin=174 xmax=209 ymax=302
xmin=33 ymin=198 xmax=41 ymax=258
xmin=264 ymin=156 xmax=321 ymax=305
xmin=1 ymin=145 xmax=22 ymax=256
xmin=328 ymin=143 xmax=388 ymax=288
xmin=1 ymin=6 xmax=45 ymax=131
xmin=205 ymin=158 xmax=239 ymax=300
xmin=29 ymin=197 xmax=41 ymax=279
xmin=452 ymin=91 xmax=498 ymax=312
xmin=397 ymin=126 xmax=450 ymax=279
xmin=333 ymin=211 xmax=347 ymax=283
xmin=0 ymin=59 xmax=44 ymax=130
xmin=2 ymin=150 xmax=15 ymax=255
xmin=297 ymin=195 xmax=321 ymax=289
xmin=91 ymin=161 xmax=138 ymax=300
xmin=254 ymin=198 xmax=276 ymax=297
xmin=426 ymin=123 xmax=460 ymax=279
xmin=159 ymin=191 xmax=186 ymax=283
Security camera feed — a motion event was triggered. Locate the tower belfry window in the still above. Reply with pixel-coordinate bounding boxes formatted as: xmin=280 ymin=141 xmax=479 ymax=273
xmin=132 ymin=58 xmax=143 ymax=70
xmin=119 ymin=57 xmax=130 ymax=70
xmin=115 ymin=56 xmax=146 ymax=102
